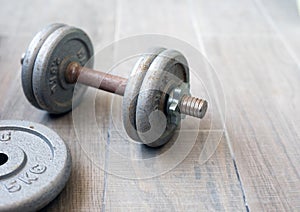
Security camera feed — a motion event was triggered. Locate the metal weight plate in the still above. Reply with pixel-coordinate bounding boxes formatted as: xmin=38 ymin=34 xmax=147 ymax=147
xmin=0 ymin=120 xmax=71 ymax=211
xmin=136 ymin=49 xmax=190 ymax=147
xmin=32 ymin=25 xmax=94 ymax=114
xmin=122 ymin=47 xmax=166 ymax=141
xmin=21 ymin=23 xmax=66 ymax=109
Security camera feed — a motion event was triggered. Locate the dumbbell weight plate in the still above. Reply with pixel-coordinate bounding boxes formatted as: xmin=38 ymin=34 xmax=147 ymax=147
xmin=0 ymin=120 xmax=71 ymax=211
xmin=122 ymin=47 xmax=166 ymax=141
xmin=136 ymin=49 xmax=189 ymax=147
xmin=21 ymin=23 xmax=66 ymax=109
xmin=32 ymin=25 xmax=94 ymax=114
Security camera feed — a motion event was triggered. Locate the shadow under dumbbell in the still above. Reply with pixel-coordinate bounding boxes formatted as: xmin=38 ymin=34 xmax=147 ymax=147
xmin=138 ymin=126 xmax=180 ymax=159
xmin=48 ymin=112 xmax=70 ymax=119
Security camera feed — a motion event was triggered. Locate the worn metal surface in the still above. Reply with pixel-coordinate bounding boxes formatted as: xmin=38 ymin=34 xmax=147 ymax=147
xmin=0 ymin=120 xmax=71 ymax=212
xmin=31 ymin=25 xmax=94 ymax=114
xmin=21 ymin=23 xmax=65 ymax=110
xmin=122 ymin=47 xmax=166 ymax=141
xmin=136 ymin=49 xmax=189 ymax=147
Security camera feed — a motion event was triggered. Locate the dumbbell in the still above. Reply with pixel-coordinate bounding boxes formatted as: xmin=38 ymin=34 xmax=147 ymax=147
xmin=21 ymin=23 xmax=208 ymax=147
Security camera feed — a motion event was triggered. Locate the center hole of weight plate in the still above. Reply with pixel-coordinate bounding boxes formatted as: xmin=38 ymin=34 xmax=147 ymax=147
xmin=0 ymin=153 xmax=8 ymax=166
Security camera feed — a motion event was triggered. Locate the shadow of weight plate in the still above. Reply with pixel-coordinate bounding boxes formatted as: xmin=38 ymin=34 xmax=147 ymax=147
xmin=32 ymin=25 xmax=94 ymax=114
xmin=0 ymin=120 xmax=71 ymax=211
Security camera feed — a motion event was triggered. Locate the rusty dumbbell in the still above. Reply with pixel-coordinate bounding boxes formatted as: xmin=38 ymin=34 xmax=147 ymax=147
xmin=21 ymin=23 xmax=208 ymax=147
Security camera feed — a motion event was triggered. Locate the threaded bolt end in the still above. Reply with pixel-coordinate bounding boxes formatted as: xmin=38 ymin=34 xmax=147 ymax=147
xmin=179 ymin=95 xmax=208 ymax=119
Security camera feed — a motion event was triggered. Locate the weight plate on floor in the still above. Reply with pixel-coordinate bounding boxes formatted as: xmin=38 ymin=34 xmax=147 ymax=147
xmin=136 ymin=49 xmax=189 ymax=147
xmin=32 ymin=25 xmax=94 ymax=114
xmin=0 ymin=120 xmax=71 ymax=211
xmin=122 ymin=47 xmax=166 ymax=141
xmin=21 ymin=23 xmax=66 ymax=110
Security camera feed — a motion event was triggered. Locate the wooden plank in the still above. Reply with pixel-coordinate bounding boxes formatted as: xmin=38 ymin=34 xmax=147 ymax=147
xmin=192 ymin=0 xmax=300 ymax=210
xmin=101 ymin=0 xmax=246 ymax=211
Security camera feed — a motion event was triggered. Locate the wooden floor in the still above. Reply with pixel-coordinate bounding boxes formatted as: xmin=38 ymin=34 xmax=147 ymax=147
xmin=1 ymin=0 xmax=300 ymax=211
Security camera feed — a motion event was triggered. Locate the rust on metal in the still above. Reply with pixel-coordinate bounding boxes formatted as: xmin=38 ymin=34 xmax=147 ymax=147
xmin=66 ymin=62 xmax=127 ymax=96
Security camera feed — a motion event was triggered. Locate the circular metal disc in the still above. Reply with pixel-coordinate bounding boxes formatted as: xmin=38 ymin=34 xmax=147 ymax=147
xmin=21 ymin=23 xmax=66 ymax=109
xmin=32 ymin=25 xmax=94 ymax=114
xmin=122 ymin=47 xmax=166 ymax=141
xmin=136 ymin=49 xmax=189 ymax=147
xmin=0 ymin=120 xmax=71 ymax=211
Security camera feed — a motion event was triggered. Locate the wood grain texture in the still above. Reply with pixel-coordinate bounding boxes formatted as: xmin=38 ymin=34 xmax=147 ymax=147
xmin=0 ymin=0 xmax=299 ymax=211
xmin=193 ymin=0 xmax=300 ymax=210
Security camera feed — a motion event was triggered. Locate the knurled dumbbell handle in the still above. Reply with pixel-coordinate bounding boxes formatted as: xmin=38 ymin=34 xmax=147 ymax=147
xmin=65 ymin=62 xmax=208 ymax=119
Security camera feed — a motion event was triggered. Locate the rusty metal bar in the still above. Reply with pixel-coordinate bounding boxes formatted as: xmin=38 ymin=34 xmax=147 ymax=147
xmin=66 ymin=62 xmax=127 ymax=96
